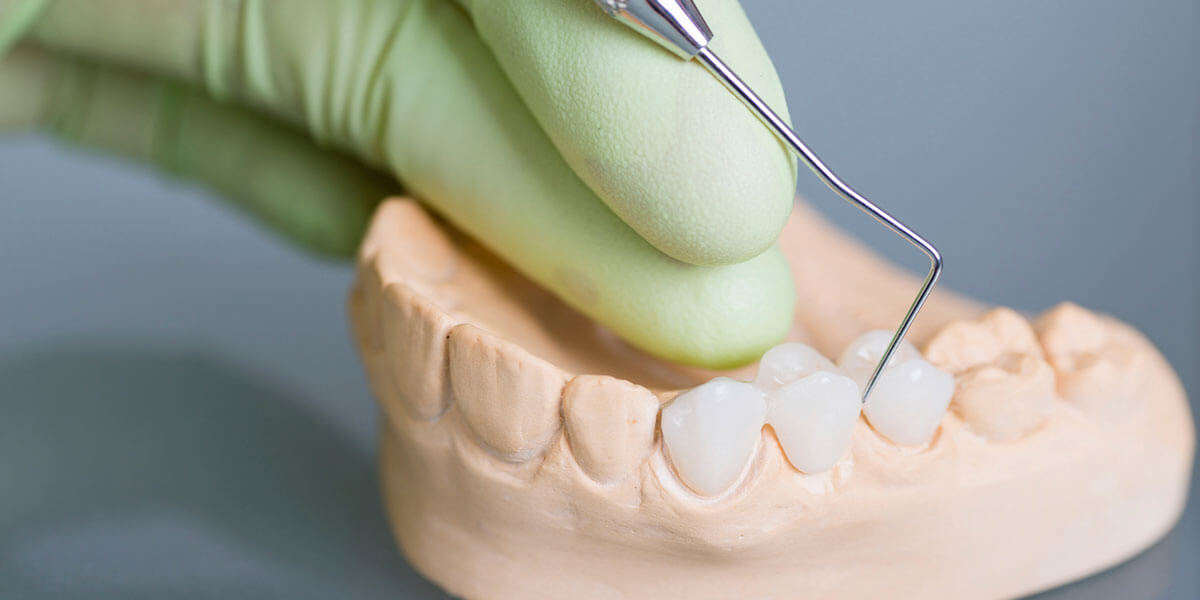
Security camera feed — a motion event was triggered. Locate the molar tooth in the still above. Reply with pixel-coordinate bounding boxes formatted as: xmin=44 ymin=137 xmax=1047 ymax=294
xmin=954 ymin=356 xmax=1057 ymax=441
xmin=767 ymin=371 xmax=861 ymax=474
xmin=753 ymin=343 xmax=837 ymax=393
xmin=662 ymin=378 xmax=766 ymax=496
xmin=1035 ymin=303 xmax=1146 ymax=416
xmin=838 ymin=330 xmax=920 ymax=390
xmin=563 ymin=375 xmax=659 ymax=484
xmin=924 ymin=319 xmax=1005 ymax=374
xmin=1036 ymin=303 xmax=1111 ymax=358
xmin=979 ymin=308 xmax=1044 ymax=356
xmin=448 ymin=324 xmax=567 ymax=460
xmin=863 ymin=358 xmax=954 ymax=446
xmin=924 ymin=308 xmax=1056 ymax=441
xmin=382 ymin=282 xmax=456 ymax=421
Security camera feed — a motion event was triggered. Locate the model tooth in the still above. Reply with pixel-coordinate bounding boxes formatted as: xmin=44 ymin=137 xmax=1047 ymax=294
xmin=1035 ymin=303 xmax=1146 ymax=416
xmin=980 ymin=308 xmax=1044 ymax=356
xmin=563 ymin=375 xmax=659 ymax=483
xmin=838 ymin=330 xmax=921 ymax=390
xmin=448 ymin=324 xmax=567 ymax=460
xmin=926 ymin=308 xmax=1044 ymax=371
xmin=1036 ymin=303 xmax=1110 ymax=357
xmin=954 ymin=356 xmax=1058 ymax=440
xmin=382 ymin=282 xmax=456 ymax=421
xmin=924 ymin=318 xmax=1005 ymax=374
xmin=353 ymin=257 xmax=387 ymax=353
xmin=662 ymin=378 xmax=766 ymax=496
xmin=863 ymin=358 xmax=954 ymax=446
xmin=364 ymin=199 xmax=459 ymax=281
xmin=924 ymin=308 xmax=1057 ymax=441
xmin=753 ymin=343 xmax=837 ymax=393
xmin=767 ymin=371 xmax=861 ymax=474
xmin=347 ymin=281 xmax=373 ymax=352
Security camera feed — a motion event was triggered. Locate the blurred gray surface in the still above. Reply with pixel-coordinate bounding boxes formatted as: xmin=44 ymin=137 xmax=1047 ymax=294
xmin=0 ymin=0 xmax=1196 ymax=598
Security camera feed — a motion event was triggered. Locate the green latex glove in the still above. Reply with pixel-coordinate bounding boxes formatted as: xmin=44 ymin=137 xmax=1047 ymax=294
xmin=0 ymin=0 xmax=799 ymax=368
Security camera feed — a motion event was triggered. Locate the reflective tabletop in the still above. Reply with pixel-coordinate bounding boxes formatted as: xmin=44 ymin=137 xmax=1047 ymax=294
xmin=1 ymin=137 xmax=1196 ymax=599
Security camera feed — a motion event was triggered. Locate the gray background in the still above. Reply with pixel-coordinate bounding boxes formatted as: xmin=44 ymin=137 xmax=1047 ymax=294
xmin=1 ymin=0 xmax=1196 ymax=598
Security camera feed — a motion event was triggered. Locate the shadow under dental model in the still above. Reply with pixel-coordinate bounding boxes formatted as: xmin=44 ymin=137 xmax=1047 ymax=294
xmin=0 ymin=342 xmax=449 ymax=599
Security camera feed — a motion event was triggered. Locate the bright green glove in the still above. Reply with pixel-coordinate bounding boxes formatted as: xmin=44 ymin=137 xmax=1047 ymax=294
xmin=0 ymin=0 xmax=799 ymax=368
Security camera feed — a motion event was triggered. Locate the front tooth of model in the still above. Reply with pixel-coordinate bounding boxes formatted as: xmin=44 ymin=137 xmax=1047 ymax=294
xmin=662 ymin=378 xmax=766 ymax=496
xmin=863 ymin=358 xmax=954 ymax=446
xmin=838 ymin=330 xmax=921 ymax=390
xmin=767 ymin=371 xmax=861 ymax=474
xmin=383 ymin=281 xmax=456 ymax=422
xmin=753 ymin=343 xmax=837 ymax=393
xmin=448 ymin=324 xmax=567 ymax=461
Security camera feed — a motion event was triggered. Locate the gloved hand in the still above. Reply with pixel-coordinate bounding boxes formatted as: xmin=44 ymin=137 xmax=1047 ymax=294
xmin=0 ymin=0 xmax=798 ymax=368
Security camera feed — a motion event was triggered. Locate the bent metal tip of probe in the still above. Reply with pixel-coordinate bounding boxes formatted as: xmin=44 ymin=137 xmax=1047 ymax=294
xmin=594 ymin=0 xmax=944 ymax=402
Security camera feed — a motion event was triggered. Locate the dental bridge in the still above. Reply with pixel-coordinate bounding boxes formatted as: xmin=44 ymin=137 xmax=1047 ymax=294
xmin=596 ymin=0 xmax=944 ymax=402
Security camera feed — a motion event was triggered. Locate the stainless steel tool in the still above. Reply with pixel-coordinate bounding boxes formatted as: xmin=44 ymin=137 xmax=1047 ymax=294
xmin=594 ymin=0 xmax=944 ymax=401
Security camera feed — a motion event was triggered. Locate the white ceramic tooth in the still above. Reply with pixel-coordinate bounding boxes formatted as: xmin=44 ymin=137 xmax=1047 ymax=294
xmin=662 ymin=378 xmax=766 ymax=496
xmin=767 ymin=371 xmax=861 ymax=474
xmin=563 ymin=375 xmax=659 ymax=484
xmin=753 ymin=343 xmax=837 ymax=393
xmin=838 ymin=329 xmax=920 ymax=390
xmin=448 ymin=323 xmax=567 ymax=460
xmin=863 ymin=358 xmax=954 ymax=446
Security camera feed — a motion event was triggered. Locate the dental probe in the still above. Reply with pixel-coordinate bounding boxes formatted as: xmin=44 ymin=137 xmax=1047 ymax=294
xmin=593 ymin=0 xmax=944 ymax=402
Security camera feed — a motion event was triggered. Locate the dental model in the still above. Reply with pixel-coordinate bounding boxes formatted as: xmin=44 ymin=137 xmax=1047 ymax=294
xmin=351 ymin=198 xmax=1193 ymax=599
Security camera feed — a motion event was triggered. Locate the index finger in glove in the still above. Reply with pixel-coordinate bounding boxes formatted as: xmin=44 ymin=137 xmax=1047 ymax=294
xmin=458 ymin=0 xmax=798 ymax=266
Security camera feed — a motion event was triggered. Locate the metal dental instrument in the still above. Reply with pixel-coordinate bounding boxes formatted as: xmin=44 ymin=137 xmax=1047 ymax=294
xmin=594 ymin=0 xmax=943 ymax=402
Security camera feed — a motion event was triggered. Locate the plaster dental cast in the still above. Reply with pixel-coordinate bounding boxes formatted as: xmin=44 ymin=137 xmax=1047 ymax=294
xmin=0 ymin=1 xmax=1192 ymax=599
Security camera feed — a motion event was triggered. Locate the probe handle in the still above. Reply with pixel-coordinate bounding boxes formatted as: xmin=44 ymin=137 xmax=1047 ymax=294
xmin=591 ymin=0 xmax=713 ymax=58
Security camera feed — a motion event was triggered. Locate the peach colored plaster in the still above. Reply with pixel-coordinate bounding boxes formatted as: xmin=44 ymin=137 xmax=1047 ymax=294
xmin=349 ymin=198 xmax=1194 ymax=600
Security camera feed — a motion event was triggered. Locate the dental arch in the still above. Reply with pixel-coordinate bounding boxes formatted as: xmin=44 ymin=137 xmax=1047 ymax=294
xmin=351 ymin=198 xmax=1194 ymax=600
